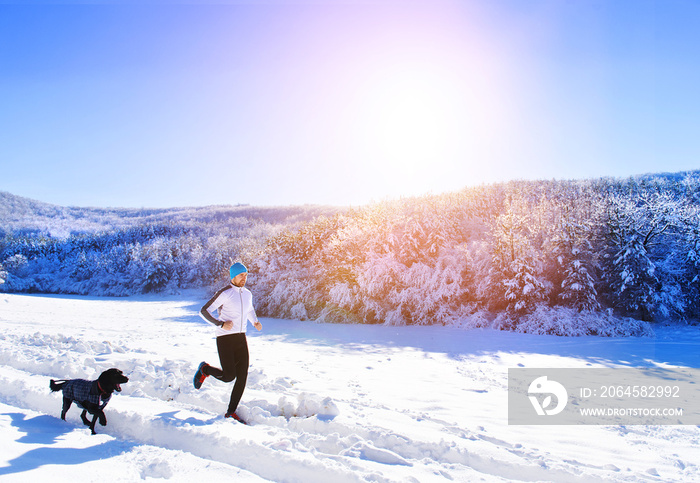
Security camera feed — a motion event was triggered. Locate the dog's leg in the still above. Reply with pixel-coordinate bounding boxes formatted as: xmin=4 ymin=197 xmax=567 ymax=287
xmin=81 ymin=410 xmax=91 ymax=427
xmin=89 ymin=413 xmax=99 ymax=435
xmin=61 ymin=397 xmax=72 ymax=420
xmin=81 ymin=402 xmax=105 ymax=435
xmin=97 ymin=410 xmax=107 ymax=426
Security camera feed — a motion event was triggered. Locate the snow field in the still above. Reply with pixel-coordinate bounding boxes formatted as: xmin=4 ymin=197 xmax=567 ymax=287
xmin=0 ymin=292 xmax=699 ymax=482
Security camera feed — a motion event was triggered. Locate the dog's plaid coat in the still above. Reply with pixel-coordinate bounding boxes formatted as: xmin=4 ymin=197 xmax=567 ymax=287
xmin=61 ymin=379 xmax=111 ymax=409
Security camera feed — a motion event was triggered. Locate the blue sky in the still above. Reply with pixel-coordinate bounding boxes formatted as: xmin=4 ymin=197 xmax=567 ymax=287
xmin=1 ymin=0 xmax=698 ymax=208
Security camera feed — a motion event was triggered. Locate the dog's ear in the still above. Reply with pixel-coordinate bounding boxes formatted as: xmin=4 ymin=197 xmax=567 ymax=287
xmin=112 ymin=369 xmax=128 ymax=382
xmin=111 ymin=368 xmax=129 ymax=383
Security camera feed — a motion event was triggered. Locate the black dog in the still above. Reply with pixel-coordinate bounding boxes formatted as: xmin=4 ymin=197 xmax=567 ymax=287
xmin=50 ymin=368 xmax=129 ymax=435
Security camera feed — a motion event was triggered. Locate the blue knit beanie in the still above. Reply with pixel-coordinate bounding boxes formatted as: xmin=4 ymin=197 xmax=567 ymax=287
xmin=229 ymin=262 xmax=248 ymax=279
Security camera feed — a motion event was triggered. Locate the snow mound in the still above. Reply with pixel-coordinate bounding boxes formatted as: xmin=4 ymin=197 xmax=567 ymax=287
xmin=494 ymin=306 xmax=655 ymax=337
xmin=278 ymin=393 xmax=340 ymax=420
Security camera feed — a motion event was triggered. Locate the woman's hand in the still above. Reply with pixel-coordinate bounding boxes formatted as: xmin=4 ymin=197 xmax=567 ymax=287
xmin=221 ymin=321 xmax=233 ymax=331
xmin=254 ymin=320 xmax=262 ymax=331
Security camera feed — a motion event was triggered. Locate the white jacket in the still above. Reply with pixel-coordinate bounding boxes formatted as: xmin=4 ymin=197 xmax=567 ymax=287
xmin=200 ymin=283 xmax=259 ymax=337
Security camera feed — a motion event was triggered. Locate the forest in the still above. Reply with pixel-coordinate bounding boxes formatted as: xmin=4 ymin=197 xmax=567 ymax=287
xmin=2 ymin=171 xmax=699 ymax=336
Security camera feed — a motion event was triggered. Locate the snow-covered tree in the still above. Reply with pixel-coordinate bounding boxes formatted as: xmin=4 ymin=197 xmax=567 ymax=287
xmin=678 ymin=205 xmax=700 ymax=320
xmin=544 ymin=195 xmax=602 ymax=312
xmin=559 ymin=250 xmax=600 ymax=311
xmin=503 ymin=257 xmax=548 ymax=314
xmin=608 ymin=234 xmax=659 ymax=320
xmin=599 ymin=191 xmax=684 ymax=320
xmin=486 ymin=194 xmax=549 ymax=315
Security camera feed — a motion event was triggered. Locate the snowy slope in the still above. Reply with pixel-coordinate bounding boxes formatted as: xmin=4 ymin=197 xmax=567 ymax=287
xmin=0 ymin=292 xmax=698 ymax=482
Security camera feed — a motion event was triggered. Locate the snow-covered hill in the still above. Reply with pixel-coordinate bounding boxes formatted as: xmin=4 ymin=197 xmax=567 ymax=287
xmin=0 ymin=190 xmax=343 ymax=237
xmin=0 ymin=292 xmax=698 ymax=482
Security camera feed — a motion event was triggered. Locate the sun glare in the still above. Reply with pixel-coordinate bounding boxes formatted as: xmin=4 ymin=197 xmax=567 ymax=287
xmin=369 ymin=74 xmax=450 ymax=164
xmin=348 ymin=58 xmax=495 ymax=198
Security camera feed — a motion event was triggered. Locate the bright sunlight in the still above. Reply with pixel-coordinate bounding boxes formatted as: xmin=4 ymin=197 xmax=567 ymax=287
xmin=345 ymin=54 xmax=507 ymax=200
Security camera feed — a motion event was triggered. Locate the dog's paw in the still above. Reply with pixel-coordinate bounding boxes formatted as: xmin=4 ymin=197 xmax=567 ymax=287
xmin=99 ymin=415 xmax=107 ymax=426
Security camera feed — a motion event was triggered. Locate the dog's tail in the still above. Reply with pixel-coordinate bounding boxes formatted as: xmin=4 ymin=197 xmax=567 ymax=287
xmin=50 ymin=379 xmax=67 ymax=392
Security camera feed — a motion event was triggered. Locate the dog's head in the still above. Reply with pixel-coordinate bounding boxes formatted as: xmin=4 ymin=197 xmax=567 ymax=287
xmin=98 ymin=368 xmax=129 ymax=395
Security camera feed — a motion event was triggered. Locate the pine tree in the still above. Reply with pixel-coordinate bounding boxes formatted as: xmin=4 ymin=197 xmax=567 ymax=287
xmin=504 ymin=258 xmax=548 ymax=314
xmin=559 ymin=249 xmax=600 ymax=311
xmin=608 ymin=235 xmax=658 ymax=320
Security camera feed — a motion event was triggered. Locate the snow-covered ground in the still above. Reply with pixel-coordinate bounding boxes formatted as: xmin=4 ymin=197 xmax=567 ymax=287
xmin=0 ymin=292 xmax=698 ymax=482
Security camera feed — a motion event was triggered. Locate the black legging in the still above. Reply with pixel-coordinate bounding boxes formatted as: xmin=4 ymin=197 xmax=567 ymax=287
xmin=204 ymin=333 xmax=249 ymax=414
